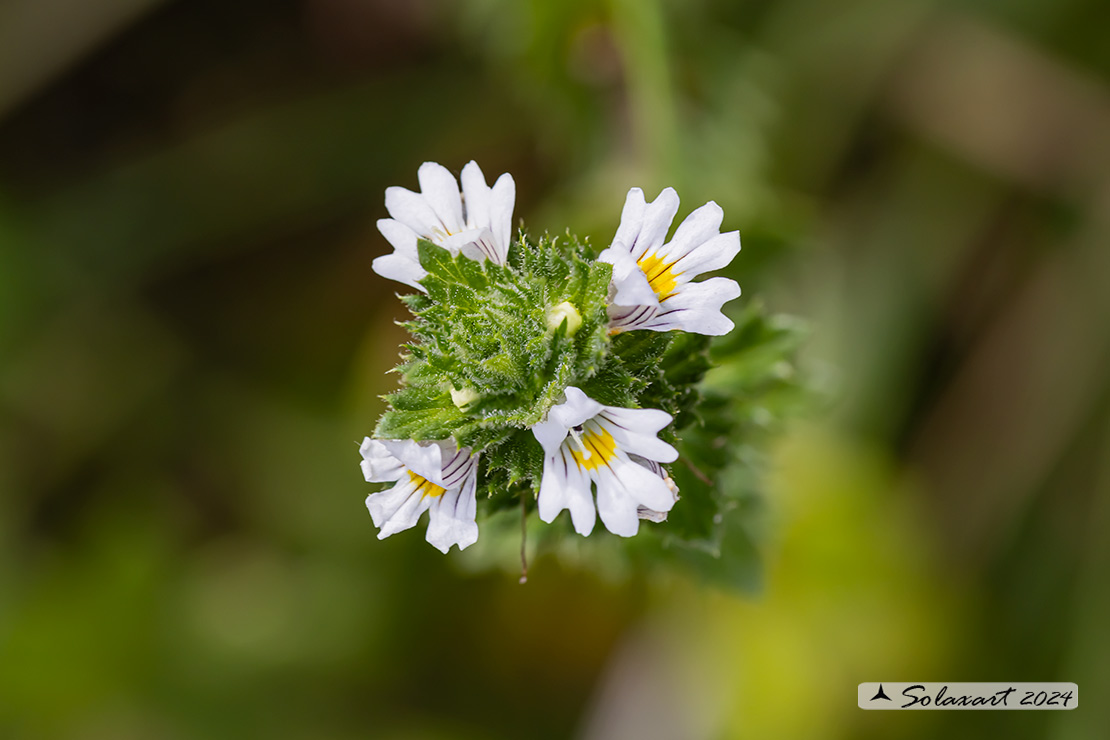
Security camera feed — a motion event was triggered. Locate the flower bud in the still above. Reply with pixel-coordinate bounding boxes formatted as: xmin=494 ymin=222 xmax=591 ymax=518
xmin=546 ymin=301 xmax=583 ymax=336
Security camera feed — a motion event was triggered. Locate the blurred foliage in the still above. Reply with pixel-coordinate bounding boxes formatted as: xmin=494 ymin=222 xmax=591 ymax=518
xmin=3 ymin=0 xmax=1110 ymax=738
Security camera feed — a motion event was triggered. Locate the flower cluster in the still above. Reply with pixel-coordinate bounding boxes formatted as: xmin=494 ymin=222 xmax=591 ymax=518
xmin=360 ymin=161 xmax=742 ymax=553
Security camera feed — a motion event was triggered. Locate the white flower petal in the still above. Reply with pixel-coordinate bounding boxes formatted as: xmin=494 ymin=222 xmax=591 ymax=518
xmin=658 ymin=200 xmax=724 ymax=263
xmin=417 ymin=162 xmax=464 ymax=235
xmin=671 ymin=230 xmax=741 ymax=278
xmin=537 ymin=453 xmax=571 ymax=523
xmin=531 ymin=387 xmax=598 ymax=454
xmin=607 ymin=303 xmax=660 ymax=333
xmin=567 ymin=498 xmax=597 ymax=536
xmin=654 ymin=277 xmax=741 ymax=335
xmin=596 ymin=455 xmax=679 ymax=536
xmin=375 ymin=485 xmax=434 ymax=539
xmin=593 ymin=466 xmax=641 ymax=537
xmin=460 ymin=160 xmax=492 ymax=231
xmin=425 ymin=469 xmax=479 ymax=552
xmin=384 ymin=186 xmax=441 ymax=238
xmin=611 ymin=187 xmax=645 ymax=253
xmin=600 ymin=410 xmax=678 ymax=463
xmin=366 ymin=477 xmax=417 ymax=530
xmin=613 ymin=455 xmax=678 ymax=513
xmin=538 ymin=448 xmax=597 ymax=536
xmin=443 ymin=227 xmax=491 ymax=256
xmin=547 ymin=386 xmax=605 ymax=430
xmin=599 ymin=248 xmax=659 ymax=308
xmin=488 ymin=173 xmax=516 ymax=263
xmin=378 ymin=439 xmax=446 ymax=487
xmin=438 ymin=445 xmax=477 ymax=488
xmin=376 ymin=218 xmax=419 ymax=258
xmin=372 ymin=219 xmax=427 ymax=291
xmin=612 ymin=187 xmax=679 ymax=260
xmin=532 ymin=417 xmax=570 ymax=457
xmin=600 ymin=407 xmax=672 ymax=436
xmin=564 ymin=461 xmax=598 ymax=536
xmin=372 ymin=253 xmax=427 ymax=292
xmin=360 ymin=438 xmax=405 ymax=482
xmin=532 ymin=387 xmax=605 ymax=456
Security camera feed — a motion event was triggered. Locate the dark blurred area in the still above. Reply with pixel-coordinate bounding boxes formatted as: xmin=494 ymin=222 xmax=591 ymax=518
xmin=2 ymin=0 xmax=1109 ymax=738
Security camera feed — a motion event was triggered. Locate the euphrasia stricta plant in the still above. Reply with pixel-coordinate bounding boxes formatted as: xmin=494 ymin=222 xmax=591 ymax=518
xmin=360 ymin=161 xmax=806 ymax=584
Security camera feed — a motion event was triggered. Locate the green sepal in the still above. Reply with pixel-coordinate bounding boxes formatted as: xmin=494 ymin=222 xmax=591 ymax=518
xmin=417 ymin=239 xmax=489 ymax=290
xmin=480 ymin=430 xmax=546 ymax=508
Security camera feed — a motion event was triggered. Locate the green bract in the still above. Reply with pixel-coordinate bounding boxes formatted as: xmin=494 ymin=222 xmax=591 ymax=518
xmin=375 ymin=234 xmax=711 ymax=504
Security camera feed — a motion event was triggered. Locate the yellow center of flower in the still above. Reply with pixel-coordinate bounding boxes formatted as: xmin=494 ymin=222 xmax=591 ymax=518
xmin=408 ymin=470 xmax=446 ymax=498
xmin=637 ymin=251 xmax=680 ymax=301
xmin=569 ymin=427 xmax=618 ymax=471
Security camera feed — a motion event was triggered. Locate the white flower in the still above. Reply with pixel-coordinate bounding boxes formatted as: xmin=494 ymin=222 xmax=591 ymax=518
xmin=360 ymin=437 xmax=479 ymax=553
xmin=599 ymin=187 xmax=741 ymax=335
xmin=373 ymin=161 xmax=516 ymax=291
xmin=531 ymin=387 xmax=679 ymax=537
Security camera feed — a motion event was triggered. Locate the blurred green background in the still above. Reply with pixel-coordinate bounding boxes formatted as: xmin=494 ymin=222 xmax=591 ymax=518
xmin=2 ymin=0 xmax=1109 ymax=738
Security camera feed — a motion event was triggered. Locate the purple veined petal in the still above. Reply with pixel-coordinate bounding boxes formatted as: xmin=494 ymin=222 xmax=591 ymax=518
xmin=637 ymin=506 xmax=670 ymax=523
xmin=417 ymin=162 xmax=464 ymax=235
xmin=438 ymin=445 xmax=477 ymax=489
xmin=652 ymin=277 xmax=741 ymax=335
xmin=458 ymin=228 xmax=502 ymax=264
xmin=425 ymin=468 xmax=479 ymax=553
xmin=640 ymin=309 xmax=733 ymax=336
xmin=627 ymin=453 xmax=680 ymax=522
xmin=599 ymin=411 xmax=678 ymax=464
xmin=659 ymin=200 xmax=724 ymax=263
xmin=378 ymin=439 xmax=447 ymax=487
xmin=600 ymin=248 xmax=659 ymax=308
xmin=440 ymin=227 xmax=490 ymax=256
xmin=599 ymin=406 xmax=672 ymax=436
xmin=607 ymin=302 xmax=662 ymax=333
xmin=627 ymin=454 xmax=664 ymax=477
xmin=670 ymin=230 xmax=741 ymax=279
xmin=610 ymin=454 xmax=679 ymax=513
